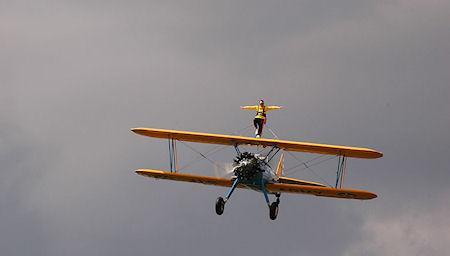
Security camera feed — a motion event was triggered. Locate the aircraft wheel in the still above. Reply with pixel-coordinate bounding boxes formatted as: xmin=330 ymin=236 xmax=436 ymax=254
xmin=269 ymin=202 xmax=279 ymax=220
xmin=215 ymin=197 xmax=225 ymax=215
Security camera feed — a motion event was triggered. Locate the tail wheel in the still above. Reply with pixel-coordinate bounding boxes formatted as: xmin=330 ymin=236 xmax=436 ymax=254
xmin=269 ymin=202 xmax=279 ymax=220
xmin=215 ymin=197 xmax=225 ymax=215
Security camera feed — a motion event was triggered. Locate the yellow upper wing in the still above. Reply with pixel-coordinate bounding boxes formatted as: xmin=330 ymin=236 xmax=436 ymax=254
xmin=132 ymin=127 xmax=382 ymax=159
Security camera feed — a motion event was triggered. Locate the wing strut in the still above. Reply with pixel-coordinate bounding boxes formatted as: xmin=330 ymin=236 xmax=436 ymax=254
xmin=234 ymin=144 xmax=241 ymax=156
xmin=335 ymin=156 xmax=347 ymax=188
xmin=168 ymin=138 xmax=178 ymax=172
xmin=266 ymin=146 xmax=281 ymax=162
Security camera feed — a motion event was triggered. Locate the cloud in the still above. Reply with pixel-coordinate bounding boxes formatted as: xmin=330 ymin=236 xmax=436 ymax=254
xmin=345 ymin=190 xmax=450 ymax=256
xmin=2 ymin=0 xmax=450 ymax=255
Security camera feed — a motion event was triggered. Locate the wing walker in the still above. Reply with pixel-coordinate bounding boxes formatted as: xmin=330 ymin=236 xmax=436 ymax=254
xmin=132 ymin=100 xmax=382 ymax=220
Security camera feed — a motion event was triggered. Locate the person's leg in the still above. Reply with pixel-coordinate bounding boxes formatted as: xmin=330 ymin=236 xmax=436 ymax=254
xmin=253 ymin=118 xmax=258 ymax=129
xmin=253 ymin=118 xmax=263 ymax=137
xmin=257 ymin=119 xmax=264 ymax=137
xmin=253 ymin=118 xmax=259 ymax=136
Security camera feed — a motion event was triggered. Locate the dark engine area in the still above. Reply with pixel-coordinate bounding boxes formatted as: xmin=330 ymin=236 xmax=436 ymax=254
xmin=233 ymin=152 xmax=265 ymax=181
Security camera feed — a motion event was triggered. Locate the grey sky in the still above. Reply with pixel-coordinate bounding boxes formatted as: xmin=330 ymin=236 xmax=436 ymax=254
xmin=2 ymin=1 xmax=450 ymax=255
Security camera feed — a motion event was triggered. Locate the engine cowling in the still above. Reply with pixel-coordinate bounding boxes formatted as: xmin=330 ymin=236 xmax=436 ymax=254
xmin=233 ymin=152 xmax=265 ymax=181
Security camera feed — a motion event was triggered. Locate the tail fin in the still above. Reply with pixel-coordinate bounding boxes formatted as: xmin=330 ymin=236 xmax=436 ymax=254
xmin=276 ymin=153 xmax=284 ymax=176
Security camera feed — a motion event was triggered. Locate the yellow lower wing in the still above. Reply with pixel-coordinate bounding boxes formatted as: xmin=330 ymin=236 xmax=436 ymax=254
xmin=136 ymin=169 xmax=234 ymax=187
xmin=135 ymin=169 xmax=377 ymax=200
xmin=277 ymin=176 xmax=326 ymax=187
xmin=267 ymin=183 xmax=377 ymax=200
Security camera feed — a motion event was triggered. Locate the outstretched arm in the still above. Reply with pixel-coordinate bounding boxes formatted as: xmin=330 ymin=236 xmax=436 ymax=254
xmin=240 ymin=105 xmax=258 ymax=110
xmin=265 ymin=106 xmax=283 ymax=111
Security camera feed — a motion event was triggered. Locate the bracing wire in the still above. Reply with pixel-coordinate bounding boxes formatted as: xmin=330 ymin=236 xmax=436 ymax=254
xmin=177 ymin=144 xmax=227 ymax=171
xmin=176 ymin=124 xmax=254 ymax=172
xmin=285 ymin=151 xmax=334 ymax=187
xmin=283 ymin=154 xmax=329 ymax=173
xmin=266 ymin=126 xmax=279 ymax=139
xmin=266 ymin=125 xmax=334 ymax=187
xmin=178 ymin=141 xmax=228 ymax=173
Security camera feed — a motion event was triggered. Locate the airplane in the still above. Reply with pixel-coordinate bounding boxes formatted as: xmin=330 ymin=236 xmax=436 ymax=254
xmin=132 ymin=107 xmax=382 ymax=220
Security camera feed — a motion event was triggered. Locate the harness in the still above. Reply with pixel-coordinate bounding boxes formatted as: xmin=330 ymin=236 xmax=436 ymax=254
xmin=255 ymin=106 xmax=267 ymax=119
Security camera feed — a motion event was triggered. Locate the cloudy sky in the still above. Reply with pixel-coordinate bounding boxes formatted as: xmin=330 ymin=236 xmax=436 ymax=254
xmin=2 ymin=1 xmax=450 ymax=255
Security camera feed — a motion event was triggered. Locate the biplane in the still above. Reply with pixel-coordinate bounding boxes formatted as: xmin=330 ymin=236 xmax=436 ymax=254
xmin=132 ymin=107 xmax=382 ymax=220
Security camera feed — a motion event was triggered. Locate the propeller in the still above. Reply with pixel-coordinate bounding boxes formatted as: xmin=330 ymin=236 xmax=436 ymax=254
xmin=213 ymin=162 xmax=235 ymax=178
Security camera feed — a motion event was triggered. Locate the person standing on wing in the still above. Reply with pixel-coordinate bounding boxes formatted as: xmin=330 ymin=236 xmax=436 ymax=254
xmin=241 ymin=100 xmax=282 ymax=138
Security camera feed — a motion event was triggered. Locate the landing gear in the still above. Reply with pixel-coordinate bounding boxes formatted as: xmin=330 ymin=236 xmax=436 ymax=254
xmin=215 ymin=176 xmax=282 ymax=219
xmin=269 ymin=193 xmax=281 ymax=220
xmin=215 ymin=178 xmax=240 ymax=216
xmin=269 ymin=202 xmax=279 ymax=220
xmin=261 ymin=180 xmax=281 ymax=220
xmin=215 ymin=197 xmax=225 ymax=215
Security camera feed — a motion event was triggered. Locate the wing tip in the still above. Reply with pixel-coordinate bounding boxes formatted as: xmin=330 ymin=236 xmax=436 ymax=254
xmin=135 ymin=169 xmax=145 ymax=175
xmin=131 ymin=127 xmax=143 ymax=133
xmin=371 ymin=150 xmax=383 ymax=159
xmin=131 ymin=127 xmax=153 ymax=137
xmin=354 ymin=149 xmax=383 ymax=159
xmin=356 ymin=190 xmax=377 ymax=200
xmin=135 ymin=169 xmax=165 ymax=175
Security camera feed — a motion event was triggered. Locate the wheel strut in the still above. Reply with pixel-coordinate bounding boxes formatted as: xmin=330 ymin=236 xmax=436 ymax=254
xmin=215 ymin=178 xmax=240 ymax=216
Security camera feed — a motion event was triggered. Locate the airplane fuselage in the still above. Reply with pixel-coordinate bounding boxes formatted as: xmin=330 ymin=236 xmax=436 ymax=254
xmin=231 ymin=152 xmax=278 ymax=193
